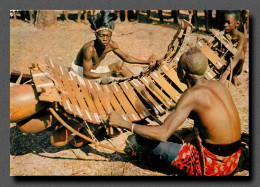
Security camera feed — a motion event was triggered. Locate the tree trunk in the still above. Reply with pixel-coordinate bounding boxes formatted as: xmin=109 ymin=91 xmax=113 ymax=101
xmin=36 ymin=10 xmax=57 ymax=29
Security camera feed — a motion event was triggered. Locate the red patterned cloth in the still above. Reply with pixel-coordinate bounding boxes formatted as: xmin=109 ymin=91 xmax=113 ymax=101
xmin=171 ymin=141 xmax=241 ymax=176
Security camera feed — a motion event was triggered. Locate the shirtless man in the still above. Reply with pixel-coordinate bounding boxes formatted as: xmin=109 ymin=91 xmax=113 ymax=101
xmin=108 ymin=47 xmax=242 ymax=176
xmin=71 ymin=10 xmax=155 ymax=82
xmin=220 ymin=11 xmax=247 ymax=86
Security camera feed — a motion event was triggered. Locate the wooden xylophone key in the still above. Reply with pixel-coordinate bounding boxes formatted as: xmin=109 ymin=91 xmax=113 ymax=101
xmin=150 ymin=71 xmax=181 ymax=103
xmin=196 ymin=39 xmax=226 ymax=70
xmin=109 ymin=83 xmax=141 ymax=122
xmin=160 ymin=63 xmax=187 ymax=92
xmin=101 ymin=84 xmax=130 ymax=122
xmin=30 ymin=62 xmax=62 ymax=102
xmin=63 ymin=68 xmax=97 ymax=122
xmin=30 ymin=66 xmax=54 ymax=94
xmin=75 ymin=76 xmax=100 ymax=124
xmin=64 ymin=72 xmax=94 ymax=122
xmin=84 ymin=79 xmax=107 ymax=122
xmin=211 ymin=29 xmax=237 ymax=55
xmin=57 ymin=65 xmax=82 ymax=118
xmin=45 ymin=58 xmax=68 ymax=111
xmin=92 ymin=81 xmax=113 ymax=114
xmin=140 ymin=76 xmax=175 ymax=109
xmin=204 ymin=67 xmax=218 ymax=80
xmin=119 ymin=81 xmax=150 ymax=119
xmin=130 ymin=79 xmax=165 ymax=115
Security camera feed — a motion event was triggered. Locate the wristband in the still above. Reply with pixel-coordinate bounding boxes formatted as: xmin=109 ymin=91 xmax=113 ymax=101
xmin=131 ymin=124 xmax=135 ymax=134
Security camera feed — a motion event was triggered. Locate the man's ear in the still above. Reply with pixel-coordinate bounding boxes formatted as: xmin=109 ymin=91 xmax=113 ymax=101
xmin=182 ymin=69 xmax=186 ymax=77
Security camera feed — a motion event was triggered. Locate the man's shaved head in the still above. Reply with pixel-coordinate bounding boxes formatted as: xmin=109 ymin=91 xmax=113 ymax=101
xmin=178 ymin=47 xmax=208 ymax=76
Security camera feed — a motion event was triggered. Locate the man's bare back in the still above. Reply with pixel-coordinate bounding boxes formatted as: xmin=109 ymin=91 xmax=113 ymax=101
xmin=182 ymin=80 xmax=241 ymax=145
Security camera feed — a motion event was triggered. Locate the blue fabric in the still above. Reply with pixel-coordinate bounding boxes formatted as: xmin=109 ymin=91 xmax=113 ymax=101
xmin=152 ymin=141 xmax=182 ymax=163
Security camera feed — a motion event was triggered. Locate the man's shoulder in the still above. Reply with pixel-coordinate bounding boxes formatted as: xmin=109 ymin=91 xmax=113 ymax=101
xmin=82 ymin=41 xmax=95 ymax=52
xmin=109 ymin=40 xmax=119 ymax=49
xmin=83 ymin=40 xmax=95 ymax=48
xmin=234 ymin=29 xmax=246 ymax=40
xmin=188 ymin=81 xmax=223 ymax=96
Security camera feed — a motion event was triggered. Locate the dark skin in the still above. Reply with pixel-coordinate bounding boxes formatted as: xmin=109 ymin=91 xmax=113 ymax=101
xmin=109 ymin=55 xmax=241 ymax=145
xmin=75 ymin=30 xmax=156 ymax=79
xmin=220 ymin=13 xmax=247 ymax=86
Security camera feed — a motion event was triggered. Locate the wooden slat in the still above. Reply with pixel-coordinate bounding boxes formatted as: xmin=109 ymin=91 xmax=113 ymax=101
xmin=212 ymin=29 xmax=237 ymax=55
xmin=84 ymin=79 xmax=107 ymax=121
xmin=101 ymin=84 xmax=130 ymax=122
xmin=109 ymin=83 xmax=140 ymax=122
xmin=45 ymin=59 xmax=68 ymax=111
xmin=119 ymin=81 xmax=150 ymax=119
xmin=57 ymin=65 xmax=80 ymax=117
xmin=75 ymin=76 xmax=100 ymax=124
xmin=30 ymin=66 xmax=60 ymax=102
xmin=196 ymin=40 xmax=225 ymax=69
xmin=130 ymin=79 xmax=165 ymax=115
xmin=160 ymin=63 xmax=187 ymax=92
xmin=92 ymin=82 xmax=113 ymax=114
xmin=65 ymin=72 xmax=92 ymax=121
xmin=171 ymin=26 xmax=192 ymax=64
xmin=167 ymin=29 xmax=185 ymax=63
xmin=30 ymin=69 xmax=54 ymax=93
xmin=204 ymin=68 xmax=217 ymax=80
xmin=140 ymin=76 xmax=175 ymax=109
xmin=165 ymin=29 xmax=184 ymax=62
xmin=150 ymin=71 xmax=181 ymax=102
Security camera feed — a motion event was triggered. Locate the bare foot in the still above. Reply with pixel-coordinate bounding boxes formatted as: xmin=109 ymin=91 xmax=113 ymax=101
xmin=232 ymin=76 xmax=241 ymax=87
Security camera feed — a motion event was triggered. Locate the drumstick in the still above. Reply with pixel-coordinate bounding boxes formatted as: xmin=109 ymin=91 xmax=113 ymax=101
xmin=119 ymin=61 xmax=125 ymax=70
xmin=149 ymin=82 xmax=175 ymax=108
xmin=228 ymin=57 xmax=233 ymax=88
xmin=140 ymin=90 xmax=159 ymax=115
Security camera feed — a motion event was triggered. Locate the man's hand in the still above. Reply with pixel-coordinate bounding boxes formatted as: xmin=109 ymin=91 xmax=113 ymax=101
xmin=108 ymin=111 xmax=131 ymax=129
xmin=112 ymin=69 xmax=123 ymax=77
xmin=148 ymin=54 xmax=157 ymax=68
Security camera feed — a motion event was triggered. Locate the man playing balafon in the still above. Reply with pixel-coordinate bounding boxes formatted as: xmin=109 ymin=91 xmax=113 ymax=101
xmin=70 ymin=10 xmax=156 ymax=82
xmin=108 ymin=47 xmax=241 ymax=176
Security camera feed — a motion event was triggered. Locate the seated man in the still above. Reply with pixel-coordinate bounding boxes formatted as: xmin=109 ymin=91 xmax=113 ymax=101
xmin=70 ymin=10 xmax=155 ymax=82
xmin=108 ymin=47 xmax=242 ymax=176
xmin=220 ymin=10 xmax=247 ymax=86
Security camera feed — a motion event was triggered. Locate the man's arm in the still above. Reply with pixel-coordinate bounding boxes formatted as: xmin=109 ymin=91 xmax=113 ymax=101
xmin=112 ymin=41 xmax=151 ymax=65
xmin=82 ymin=46 xmax=111 ymax=79
xmin=220 ymin=32 xmax=246 ymax=81
xmin=109 ymin=89 xmax=195 ymax=142
xmin=229 ymin=32 xmax=246 ymax=70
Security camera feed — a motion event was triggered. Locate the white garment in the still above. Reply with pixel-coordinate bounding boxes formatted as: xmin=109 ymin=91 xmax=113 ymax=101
xmin=70 ymin=60 xmax=110 ymax=77
xmin=69 ymin=60 xmax=111 ymax=83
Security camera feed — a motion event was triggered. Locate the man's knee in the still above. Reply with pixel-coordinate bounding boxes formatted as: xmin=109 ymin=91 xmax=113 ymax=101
xmin=152 ymin=141 xmax=182 ymax=163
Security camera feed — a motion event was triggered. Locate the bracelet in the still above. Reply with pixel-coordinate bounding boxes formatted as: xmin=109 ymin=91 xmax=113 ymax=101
xmin=131 ymin=124 xmax=135 ymax=134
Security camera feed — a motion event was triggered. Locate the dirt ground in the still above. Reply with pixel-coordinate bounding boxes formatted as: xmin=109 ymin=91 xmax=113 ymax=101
xmin=10 ymin=13 xmax=249 ymax=176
